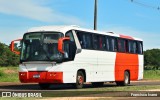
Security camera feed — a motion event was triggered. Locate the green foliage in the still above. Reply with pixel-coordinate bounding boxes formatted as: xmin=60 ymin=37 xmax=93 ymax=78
xmin=0 ymin=71 xmax=4 ymax=77
xmin=0 ymin=67 xmax=19 ymax=82
xmin=0 ymin=42 xmax=19 ymax=66
xmin=144 ymin=49 xmax=160 ymax=70
xmin=144 ymin=70 xmax=160 ymax=80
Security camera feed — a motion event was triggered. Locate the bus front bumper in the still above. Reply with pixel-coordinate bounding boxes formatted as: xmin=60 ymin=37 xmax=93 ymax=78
xmin=19 ymin=71 xmax=63 ymax=83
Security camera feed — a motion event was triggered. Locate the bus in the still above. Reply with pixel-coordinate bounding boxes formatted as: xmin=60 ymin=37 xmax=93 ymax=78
xmin=10 ymin=25 xmax=143 ymax=89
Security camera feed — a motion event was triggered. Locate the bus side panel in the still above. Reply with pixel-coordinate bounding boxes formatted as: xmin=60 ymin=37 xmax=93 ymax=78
xmin=73 ymin=50 xmax=98 ymax=82
xmin=138 ymin=55 xmax=144 ymax=80
xmin=48 ymin=62 xmax=77 ymax=83
xmin=115 ymin=53 xmax=139 ymax=81
xmin=97 ymin=51 xmax=116 ymax=82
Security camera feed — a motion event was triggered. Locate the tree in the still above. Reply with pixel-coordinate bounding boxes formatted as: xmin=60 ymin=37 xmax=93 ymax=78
xmin=144 ymin=49 xmax=160 ymax=70
xmin=0 ymin=42 xmax=19 ymax=66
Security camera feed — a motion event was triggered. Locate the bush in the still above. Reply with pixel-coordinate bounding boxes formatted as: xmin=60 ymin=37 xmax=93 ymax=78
xmin=144 ymin=49 xmax=160 ymax=70
xmin=0 ymin=42 xmax=19 ymax=66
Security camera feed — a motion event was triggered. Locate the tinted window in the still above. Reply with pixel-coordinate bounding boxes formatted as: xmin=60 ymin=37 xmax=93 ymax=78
xmin=137 ymin=41 xmax=143 ymax=54
xmin=99 ymin=35 xmax=106 ymax=50
xmin=118 ymin=39 xmax=128 ymax=52
xmin=65 ymin=31 xmax=75 ymax=42
xmin=106 ymin=36 xmax=110 ymax=51
xmin=109 ymin=37 xmax=118 ymax=52
xmin=92 ymin=34 xmax=98 ymax=50
xmin=92 ymin=35 xmax=106 ymax=50
xmin=76 ymin=31 xmax=92 ymax=49
xmin=128 ymin=41 xmax=137 ymax=54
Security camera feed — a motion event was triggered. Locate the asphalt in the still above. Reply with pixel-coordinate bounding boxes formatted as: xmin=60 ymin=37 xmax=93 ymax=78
xmin=0 ymin=80 xmax=159 ymax=91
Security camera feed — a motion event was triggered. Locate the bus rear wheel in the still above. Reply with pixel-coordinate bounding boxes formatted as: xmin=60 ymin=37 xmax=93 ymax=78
xmin=39 ymin=83 xmax=50 ymax=89
xmin=116 ymin=71 xmax=130 ymax=86
xmin=74 ymin=71 xmax=84 ymax=89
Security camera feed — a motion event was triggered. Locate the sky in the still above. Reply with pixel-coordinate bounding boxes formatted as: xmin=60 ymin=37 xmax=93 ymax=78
xmin=0 ymin=0 xmax=160 ymax=50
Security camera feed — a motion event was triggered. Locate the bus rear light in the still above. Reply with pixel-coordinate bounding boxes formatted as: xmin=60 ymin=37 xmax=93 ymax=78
xmin=19 ymin=72 xmax=27 ymax=77
xmin=49 ymin=73 xmax=55 ymax=76
xmin=20 ymin=73 xmax=26 ymax=76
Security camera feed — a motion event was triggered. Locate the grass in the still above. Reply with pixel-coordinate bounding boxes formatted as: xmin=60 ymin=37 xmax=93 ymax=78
xmin=0 ymin=66 xmax=19 ymax=82
xmin=0 ymin=98 xmax=38 ymax=100
xmin=144 ymin=70 xmax=160 ymax=80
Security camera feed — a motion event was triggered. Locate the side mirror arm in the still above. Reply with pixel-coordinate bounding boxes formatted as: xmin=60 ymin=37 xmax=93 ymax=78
xmin=58 ymin=37 xmax=70 ymax=54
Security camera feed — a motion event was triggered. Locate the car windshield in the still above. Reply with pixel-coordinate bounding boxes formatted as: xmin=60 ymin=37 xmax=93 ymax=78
xmin=20 ymin=32 xmax=64 ymax=62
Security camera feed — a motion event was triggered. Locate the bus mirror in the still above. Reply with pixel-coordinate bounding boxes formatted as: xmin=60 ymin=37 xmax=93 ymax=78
xmin=58 ymin=37 xmax=70 ymax=54
xmin=10 ymin=39 xmax=22 ymax=55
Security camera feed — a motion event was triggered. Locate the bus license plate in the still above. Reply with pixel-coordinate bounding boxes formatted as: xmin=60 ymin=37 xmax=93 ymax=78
xmin=33 ymin=74 xmax=40 ymax=78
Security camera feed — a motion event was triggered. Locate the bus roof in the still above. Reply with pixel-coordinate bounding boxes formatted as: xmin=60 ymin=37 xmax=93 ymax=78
xmin=27 ymin=25 xmax=143 ymax=41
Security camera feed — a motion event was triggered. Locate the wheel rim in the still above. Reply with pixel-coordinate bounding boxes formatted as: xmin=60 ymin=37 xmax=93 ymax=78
xmin=125 ymin=74 xmax=129 ymax=84
xmin=78 ymin=75 xmax=83 ymax=85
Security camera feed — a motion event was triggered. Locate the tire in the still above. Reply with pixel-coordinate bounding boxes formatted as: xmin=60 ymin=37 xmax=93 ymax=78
xmin=74 ymin=71 xmax=84 ymax=89
xmin=116 ymin=71 xmax=130 ymax=86
xmin=92 ymin=82 xmax=104 ymax=87
xmin=39 ymin=83 xmax=50 ymax=89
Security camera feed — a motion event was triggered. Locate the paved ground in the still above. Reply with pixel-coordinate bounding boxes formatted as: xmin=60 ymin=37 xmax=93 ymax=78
xmin=0 ymin=81 xmax=159 ymax=99
xmin=0 ymin=80 xmax=159 ymax=91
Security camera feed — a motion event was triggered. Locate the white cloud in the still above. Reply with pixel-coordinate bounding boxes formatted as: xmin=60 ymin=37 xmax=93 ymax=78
xmin=0 ymin=0 xmax=86 ymax=45
xmin=0 ymin=0 xmax=84 ymax=25
xmin=100 ymin=26 xmax=160 ymax=50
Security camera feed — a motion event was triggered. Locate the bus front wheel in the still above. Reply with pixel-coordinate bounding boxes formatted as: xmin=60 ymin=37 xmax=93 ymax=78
xmin=74 ymin=71 xmax=84 ymax=89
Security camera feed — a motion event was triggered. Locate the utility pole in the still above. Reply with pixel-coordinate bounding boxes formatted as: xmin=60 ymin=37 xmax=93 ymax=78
xmin=94 ymin=0 xmax=97 ymax=30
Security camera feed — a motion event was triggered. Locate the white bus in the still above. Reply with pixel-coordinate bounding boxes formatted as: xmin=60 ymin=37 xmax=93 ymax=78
xmin=11 ymin=25 xmax=143 ymax=89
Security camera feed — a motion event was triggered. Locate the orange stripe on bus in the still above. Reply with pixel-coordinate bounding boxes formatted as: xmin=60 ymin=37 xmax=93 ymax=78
xmin=115 ymin=52 xmax=139 ymax=81
xmin=120 ymin=35 xmax=134 ymax=40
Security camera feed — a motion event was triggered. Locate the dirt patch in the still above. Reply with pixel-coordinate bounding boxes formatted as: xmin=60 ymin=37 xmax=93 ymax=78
xmin=143 ymin=89 xmax=160 ymax=91
xmin=3 ymin=69 xmax=18 ymax=74
xmin=39 ymin=97 xmax=109 ymax=100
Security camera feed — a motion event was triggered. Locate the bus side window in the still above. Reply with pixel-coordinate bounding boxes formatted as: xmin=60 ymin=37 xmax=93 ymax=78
xmin=133 ymin=41 xmax=137 ymax=53
xmin=76 ymin=31 xmax=92 ymax=49
xmin=85 ymin=33 xmax=92 ymax=49
xmin=125 ymin=40 xmax=128 ymax=53
xmin=92 ymin=34 xmax=98 ymax=50
xmin=82 ymin=34 xmax=87 ymax=49
xmin=109 ymin=37 xmax=117 ymax=52
xmin=65 ymin=31 xmax=75 ymax=42
xmin=118 ymin=39 xmax=126 ymax=53
xmin=76 ymin=31 xmax=86 ymax=49
xmin=129 ymin=41 xmax=137 ymax=54
xmin=98 ymin=35 xmax=106 ymax=50
xmin=76 ymin=32 xmax=82 ymax=48
xmin=128 ymin=41 xmax=133 ymax=53
xmin=137 ymin=41 xmax=143 ymax=54
xmin=65 ymin=31 xmax=77 ymax=60
xmin=99 ymin=36 xmax=103 ymax=49
xmin=102 ymin=36 xmax=106 ymax=50
xmin=106 ymin=36 xmax=110 ymax=51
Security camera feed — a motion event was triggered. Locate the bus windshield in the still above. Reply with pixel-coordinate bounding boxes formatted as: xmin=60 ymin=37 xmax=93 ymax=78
xmin=20 ymin=32 xmax=64 ymax=62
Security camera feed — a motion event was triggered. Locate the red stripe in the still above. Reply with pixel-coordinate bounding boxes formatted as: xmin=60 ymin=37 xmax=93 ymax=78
xmin=19 ymin=71 xmax=63 ymax=83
